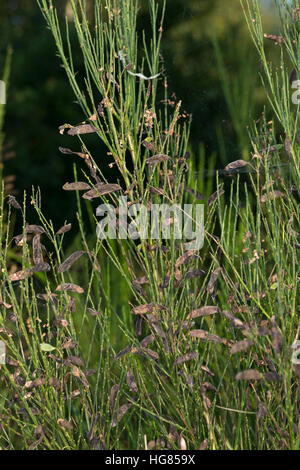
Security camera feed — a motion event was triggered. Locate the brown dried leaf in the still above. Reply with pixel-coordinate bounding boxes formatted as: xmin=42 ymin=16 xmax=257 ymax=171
xmin=131 ymin=303 xmax=165 ymax=315
xmin=207 ymin=267 xmax=222 ymax=294
xmin=58 ymin=251 xmax=86 ymax=273
xmin=32 ymin=234 xmax=43 ymax=265
xmin=112 ymin=403 xmax=132 ymax=427
xmin=126 ymin=369 xmax=138 ymax=393
xmin=225 ymin=160 xmax=248 ymax=172
xmin=187 ymin=306 xmax=219 ymax=320
xmin=270 ymin=316 xmax=283 ymax=356
xmin=230 ymin=340 xmax=254 ymax=355
xmin=87 ymin=308 xmax=101 ymax=317
xmin=82 ymin=183 xmax=121 ymax=200
xmin=175 ymin=250 xmax=198 ymax=268
xmin=63 ymin=182 xmax=91 ymax=191
xmin=208 ymin=189 xmax=225 ymax=207
xmin=110 ymin=384 xmax=119 ymax=413
xmin=146 ymin=154 xmax=170 ymax=165
xmin=56 ymin=223 xmax=72 ymax=235
xmin=56 ymin=283 xmax=84 ymax=294
xmin=190 ymin=329 xmax=224 ymax=344
xmin=235 ymin=369 xmax=262 ymax=381
xmin=186 ymin=269 xmax=206 ymax=279
xmin=57 ymin=418 xmax=73 ymax=430
xmin=140 ymin=334 xmax=155 ymax=348
xmin=174 ymin=352 xmax=198 ymax=365
xmin=7 ymin=195 xmax=21 ymax=210
xmin=260 ymin=191 xmax=285 ymax=203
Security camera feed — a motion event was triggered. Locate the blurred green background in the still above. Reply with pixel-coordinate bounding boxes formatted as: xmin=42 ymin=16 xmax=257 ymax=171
xmin=0 ymin=0 xmax=278 ymax=225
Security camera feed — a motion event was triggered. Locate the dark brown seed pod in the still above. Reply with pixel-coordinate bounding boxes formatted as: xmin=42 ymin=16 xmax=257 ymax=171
xmin=56 ymin=223 xmax=72 ymax=235
xmin=56 ymin=283 xmax=84 ymax=294
xmin=82 ymin=183 xmax=121 ymax=200
xmin=174 ymin=352 xmax=198 ymax=365
xmin=230 ymin=340 xmax=254 ymax=355
xmin=126 ymin=370 xmax=138 ymax=393
xmin=63 ymin=182 xmax=91 ymax=191
xmin=112 ymin=403 xmax=132 ymax=428
xmin=235 ymin=369 xmax=262 ymax=381
xmin=58 ymin=251 xmax=86 ymax=273
xmin=187 ymin=306 xmax=219 ymax=320
xmin=208 ymin=189 xmax=225 ymax=207
xmin=225 ymin=160 xmax=248 ymax=172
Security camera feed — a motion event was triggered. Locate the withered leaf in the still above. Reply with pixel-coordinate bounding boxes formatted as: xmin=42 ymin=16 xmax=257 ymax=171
xmin=132 ymin=276 xmax=149 ymax=287
xmin=56 ymin=283 xmax=84 ymax=294
xmin=62 ymin=340 xmax=78 ymax=350
xmin=225 ymin=160 xmax=248 ymax=172
xmin=63 ymin=182 xmax=91 ymax=191
xmin=263 ymin=33 xmax=284 ymax=45
xmin=25 ymin=378 xmax=46 ymax=390
xmin=25 ymin=224 xmax=45 ymax=234
xmin=175 ymin=250 xmax=198 ymax=268
xmin=190 ymin=329 xmax=224 ymax=344
xmin=112 ymin=403 xmax=132 ymax=427
xmin=208 ymin=189 xmax=225 ymax=207
xmin=260 ymin=191 xmax=285 ymax=203
xmin=7 ymin=195 xmax=21 ymax=210
xmin=63 ymin=356 xmax=85 ymax=367
xmin=146 ymin=154 xmax=170 ymax=165
xmin=270 ymin=316 xmax=283 ymax=356
xmin=174 ymin=352 xmax=198 ymax=365
xmin=32 ymin=234 xmax=43 ymax=265
xmin=131 ymin=303 xmax=165 ymax=315
xmin=133 ymin=347 xmax=159 ymax=360
xmin=56 ymin=223 xmax=72 ymax=235
xmin=115 ymin=344 xmax=132 ymax=359
xmin=57 ymin=418 xmax=73 ymax=430
xmin=126 ymin=369 xmax=138 ymax=393
xmin=207 ymin=267 xmax=222 ymax=294
xmin=64 ymin=124 xmax=98 ymax=136
xmin=58 ymin=251 xmax=86 ymax=273
xmin=82 ymin=183 xmax=121 ymax=200
xmin=264 ymin=372 xmax=281 ymax=382
xmin=110 ymin=384 xmax=119 ymax=412
xmin=187 ymin=306 xmax=220 ymax=320
xmin=235 ymin=369 xmax=262 ymax=381
xmin=31 ymin=263 xmax=51 ymax=273
xmin=230 ymin=340 xmax=254 ymax=355
xmin=87 ymin=308 xmax=101 ymax=317
xmin=186 ymin=269 xmax=206 ymax=279
xmin=140 ymin=334 xmax=155 ymax=348
xmin=9 ymin=268 xmax=32 ymax=282
xmin=185 ymin=188 xmax=204 ymax=200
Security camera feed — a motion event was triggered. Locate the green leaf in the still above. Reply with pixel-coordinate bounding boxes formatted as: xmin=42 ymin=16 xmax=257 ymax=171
xmin=40 ymin=343 xmax=56 ymax=352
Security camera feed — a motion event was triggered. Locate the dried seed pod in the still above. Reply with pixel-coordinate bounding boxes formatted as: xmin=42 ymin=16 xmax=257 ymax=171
xmin=7 ymin=195 xmax=21 ymax=210
xmin=110 ymin=384 xmax=119 ymax=413
xmin=56 ymin=223 xmax=72 ymax=235
xmin=63 ymin=182 xmax=91 ymax=191
xmin=230 ymin=340 xmax=254 ymax=355
xmin=235 ymin=369 xmax=262 ymax=381
xmin=187 ymin=306 xmax=219 ymax=320
xmin=56 ymin=283 xmax=84 ymax=294
xmin=146 ymin=154 xmax=170 ymax=165
xmin=126 ymin=369 xmax=138 ymax=393
xmin=112 ymin=403 xmax=132 ymax=427
xmin=140 ymin=334 xmax=155 ymax=348
xmin=225 ymin=160 xmax=248 ymax=172
xmin=82 ymin=183 xmax=121 ymax=200
xmin=208 ymin=189 xmax=225 ymax=207
xmin=87 ymin=308 xmax=101 ymax=317
xmin=174 ymin=352 xmax=198 ymax=365
xmin=206 ymin=267 xmax=222 ymax=295
xmin=190 ymin=329 xmax=224 ymax=344
xmin=58 ymin=251 xmax=86 ymax=273
xmin=57 ymin=419 xmax=73 ymax=430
